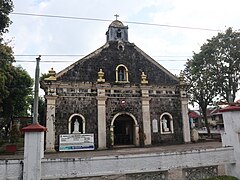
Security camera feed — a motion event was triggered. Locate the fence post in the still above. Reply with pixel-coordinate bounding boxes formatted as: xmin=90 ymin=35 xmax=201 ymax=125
xmin=22 ymin=124 xmax=46 ymax=179
xmin=220 ymin=106 xmax=240 ymax=178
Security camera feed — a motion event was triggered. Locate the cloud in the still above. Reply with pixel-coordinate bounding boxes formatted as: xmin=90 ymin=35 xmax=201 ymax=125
xmin=7 ymin=0 xmax=240 ymax=81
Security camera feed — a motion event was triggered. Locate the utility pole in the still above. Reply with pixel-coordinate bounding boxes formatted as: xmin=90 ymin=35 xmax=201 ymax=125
xmin=33 ymin=55 xmax=41 ymax=124
xmin=22 ymin=55 xmax=46 ymax=180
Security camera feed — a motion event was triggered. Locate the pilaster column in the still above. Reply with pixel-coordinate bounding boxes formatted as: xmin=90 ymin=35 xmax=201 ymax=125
xmin=96 ymin=88 xmax=107 ymax=149
xmin=181 ymin=97 xmax=191 ymax=143
xmin=45 ymin=95 xmax=57 ymax=152
xmin=141 ymin=88 xmax=151 ymax=146
xmin=134 ymin=125 xmax=140 ymax=146
xmin=179 ymin=73 xmax=191 ymax=143
xmin=110 ymin=125 xmax=114 ymax=147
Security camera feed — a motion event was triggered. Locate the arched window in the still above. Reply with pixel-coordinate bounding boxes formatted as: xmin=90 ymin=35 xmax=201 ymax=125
xmin=160 ymin=112 xmax=174 ymax=134
xmin=115 ymin=64 xmax=129 ymax=83
xmin=117 ymin=29 xmax=122 ymax=38
xmin=118 ymin=66 xmax=126 ymax=81
xmin=68 ymin=114 xmax=86 ymax=134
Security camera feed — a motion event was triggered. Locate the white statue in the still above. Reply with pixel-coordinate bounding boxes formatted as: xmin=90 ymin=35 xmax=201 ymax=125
xmin=73 ymin=119 xmax=80 ymax=133
xmin=162 ymin=117 xmax=169 ymax=132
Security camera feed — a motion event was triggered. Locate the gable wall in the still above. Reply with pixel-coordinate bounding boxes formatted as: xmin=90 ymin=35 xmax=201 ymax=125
xmin=57 ymin=42 xmax=178 ymax=86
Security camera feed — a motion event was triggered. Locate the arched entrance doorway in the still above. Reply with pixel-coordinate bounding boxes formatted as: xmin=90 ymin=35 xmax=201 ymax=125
xmin=111 ymin=112 xmax=139 ymax=146
xmin=68 ymin=114 xmax=86 ymax=134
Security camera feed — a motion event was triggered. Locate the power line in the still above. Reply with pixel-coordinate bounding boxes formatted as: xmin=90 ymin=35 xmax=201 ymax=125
xmin=14 ymin=54 xmax=85 ymax=57
xmin=15 ymin=60 xmax=71 ymax=62
xmin=11 ymin=12 xmax=221 ymax=32
xmin=153 ymin=55 xmax=190 ymax=57
xmin=13 ymin=54 xmax=190 ymax=58
xmin=10 ymin=60 xmax=184 ymax=70
xmin=12 ymin=59 xmax=187 ymax=63
xmin=14 ymin=54 xmax=190 ymax=58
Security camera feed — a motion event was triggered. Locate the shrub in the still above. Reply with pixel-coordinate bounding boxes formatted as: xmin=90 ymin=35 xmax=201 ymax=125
xmin=204 ymin=175 xmax=238 ymax=180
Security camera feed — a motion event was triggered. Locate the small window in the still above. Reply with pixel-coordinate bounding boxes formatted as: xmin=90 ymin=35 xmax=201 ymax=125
xmin=119 ymin=45 xmax=123 ymax=50
xmin=117 ymin=29 xmax=122 ymax=38
xmin=115 ymin=64 xmax=129 ymax=83
xmin=160 ymin=113 xmax=174 ymax=134
xmin=118 ymin=41 xmax=124 ymax=51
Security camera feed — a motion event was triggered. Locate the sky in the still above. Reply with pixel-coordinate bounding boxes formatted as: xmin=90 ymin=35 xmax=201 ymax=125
xmin=5 ymin=0 xmax=240 ymax=96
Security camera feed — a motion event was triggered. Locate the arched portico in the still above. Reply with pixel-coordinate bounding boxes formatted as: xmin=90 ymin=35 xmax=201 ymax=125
xmin=110 ymin=112 xmax=139 ymax=146
xmin=68 ymin=113 xmax=86 ymax=134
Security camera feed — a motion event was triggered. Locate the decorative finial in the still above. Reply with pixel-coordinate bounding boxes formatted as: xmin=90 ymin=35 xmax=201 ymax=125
xmin=114 ymin=14 xmax=119 ymax=20
xmin=44 ymin=68 xmax=56 ymax=81
xmin=179 ymin=71 xmax=189 ymax=91
xmin=179 ymin=71 xmax=185 ymax=84
xmin=97 ymin=68 xmax=105 ymax=83
xmin=141 ymin=71 xmax=148 ymax=85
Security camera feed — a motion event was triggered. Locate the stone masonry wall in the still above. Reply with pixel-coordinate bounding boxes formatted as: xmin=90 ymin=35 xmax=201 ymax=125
xmin=55 ymin=96 xmax=98 ymax=148
xmin=105 ymin=97 xmax=142 ymax=147
xmin=57 ymin=41 xmax=178 ymax=86
xmin=53 ymin=86 xmax=183 ymax=149
xmin=150 ymin=97 xmax=183 ymax=145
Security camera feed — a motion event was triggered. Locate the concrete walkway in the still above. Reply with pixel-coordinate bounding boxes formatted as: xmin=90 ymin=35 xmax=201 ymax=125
xmin=0 ymin=141 xmax=222 ymax=160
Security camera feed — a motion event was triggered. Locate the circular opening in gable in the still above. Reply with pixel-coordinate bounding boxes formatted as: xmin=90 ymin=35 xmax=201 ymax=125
xmin=118 ymin=44 xmax=124 ymax=51
xmin=119 ymin=45 xmax=123 ymax=50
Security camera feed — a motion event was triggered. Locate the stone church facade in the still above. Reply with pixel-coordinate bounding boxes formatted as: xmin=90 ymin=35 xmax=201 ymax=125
xmin=41 ymin=19 xmax=190 ymax=151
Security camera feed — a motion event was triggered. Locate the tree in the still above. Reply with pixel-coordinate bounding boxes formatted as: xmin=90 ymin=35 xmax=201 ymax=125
xmin=0 ymin=0 xmax=34 ymax=137
xmin=184 ymin=27 xmax=240 ymax=136
xmin=38 ymin=96 xmax=46 ymax=125
xmin=208 ymin=28 xmax=240 ymax=102
xmin=184 ymin=48 xmax=218 ymax=136
xmin=0 ymin=43 xmax=14 ymax=110
xmin=1 ymin=66 xmax=33 ymax=135
xmin=0 ymin=0 xmax=14 ymax=108
xmin=28 ymin=96 xmax=46 ymax=126
xmin=0 ymin=0 xmax=13 ymax=37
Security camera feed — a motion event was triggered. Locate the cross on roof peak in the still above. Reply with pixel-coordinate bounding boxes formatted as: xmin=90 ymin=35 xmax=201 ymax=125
xmin=114 ymin=14 xmax=119 ymax=20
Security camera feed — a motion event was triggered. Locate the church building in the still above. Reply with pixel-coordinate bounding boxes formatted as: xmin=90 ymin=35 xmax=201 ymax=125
xmin=41 ymin=18 xmax=190 ymax=151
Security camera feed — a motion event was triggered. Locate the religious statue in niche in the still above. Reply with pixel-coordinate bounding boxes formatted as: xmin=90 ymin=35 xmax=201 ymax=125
xmin=118 ymin=67 xmax=126 ymax=81
xmin=73 ymin=119 xmax=80 ymax=133
xmin=162 ymin=117 xmax=169 ymax=132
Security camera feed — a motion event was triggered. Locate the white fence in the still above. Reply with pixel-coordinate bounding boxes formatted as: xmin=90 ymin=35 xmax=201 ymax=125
xmin=0 ymin=146 xmax=235 ymax=179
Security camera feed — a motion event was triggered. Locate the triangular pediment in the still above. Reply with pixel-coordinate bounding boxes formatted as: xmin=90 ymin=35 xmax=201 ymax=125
xmin=56 ymin=41 xmax=179 ymax=86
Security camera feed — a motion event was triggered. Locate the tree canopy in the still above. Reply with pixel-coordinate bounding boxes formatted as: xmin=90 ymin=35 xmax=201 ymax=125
xmin=209 ymin=28 xmax=240 ymax=102
xmin=0 ymin=0 xmax=14 ymax=101
xmin=0 ymin=0 xmax=34 ymax=136
xmin=184 ymin=27 xmax=240 ymax=135
xmin=0 ymin=0 xmax=13 ymax=37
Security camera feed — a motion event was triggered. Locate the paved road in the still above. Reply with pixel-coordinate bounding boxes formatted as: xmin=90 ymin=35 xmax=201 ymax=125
xmin=0 ymin=141 xmax=223 ymax=160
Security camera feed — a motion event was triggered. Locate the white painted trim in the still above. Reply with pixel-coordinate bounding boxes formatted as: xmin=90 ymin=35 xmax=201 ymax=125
xmin=115 ymin=64 xmax=129 ymax=82
xmin=111 ymin=112 xmax=139 ymax=146
xmin=111 ymin=112 xmax=137 ymax=126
